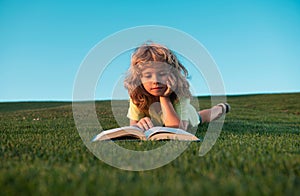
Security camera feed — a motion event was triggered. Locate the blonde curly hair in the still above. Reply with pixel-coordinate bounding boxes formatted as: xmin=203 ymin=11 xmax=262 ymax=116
xmin=124 ymin=42 xmax=192 ymax=115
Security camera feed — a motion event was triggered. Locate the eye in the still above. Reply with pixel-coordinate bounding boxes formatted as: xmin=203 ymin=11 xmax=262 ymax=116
xmin=142 ymin=74 xmax=151 ymax=79
xmin=159 ymin=72 xmax=167 ymax=76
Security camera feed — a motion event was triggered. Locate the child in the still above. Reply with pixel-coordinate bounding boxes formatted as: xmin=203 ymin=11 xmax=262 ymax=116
xmin=124 ymin=42 xmax=230 ymax=131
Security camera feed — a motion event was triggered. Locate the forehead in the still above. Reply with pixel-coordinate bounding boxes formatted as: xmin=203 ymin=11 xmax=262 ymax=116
xmin=140 ymin=62 xmax=171 ymax=73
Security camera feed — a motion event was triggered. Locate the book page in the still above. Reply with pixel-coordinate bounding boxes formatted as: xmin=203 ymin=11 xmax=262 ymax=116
xmin=102 ymin=126 xmax=142 ymax=135
xmin=92 ymin=126 xmax=144 ymax=141
xmin=144 ymin=127 xmax=195 ymax=139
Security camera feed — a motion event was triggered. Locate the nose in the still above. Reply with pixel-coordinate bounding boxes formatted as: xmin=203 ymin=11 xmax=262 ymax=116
xmin=152 ymin=74 xmax=161 ymax=84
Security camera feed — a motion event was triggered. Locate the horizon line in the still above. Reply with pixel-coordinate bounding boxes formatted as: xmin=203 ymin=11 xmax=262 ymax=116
xmin=1 ymin=90 xmax=300 ymax=103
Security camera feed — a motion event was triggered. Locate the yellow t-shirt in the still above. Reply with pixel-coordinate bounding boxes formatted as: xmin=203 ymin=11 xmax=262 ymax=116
xmin=127 ymin=98 xmax=200 ymax=127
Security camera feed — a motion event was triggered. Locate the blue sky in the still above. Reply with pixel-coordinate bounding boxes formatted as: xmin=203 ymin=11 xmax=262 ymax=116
xmin=1 ymin=0 xmax=300 ymax=101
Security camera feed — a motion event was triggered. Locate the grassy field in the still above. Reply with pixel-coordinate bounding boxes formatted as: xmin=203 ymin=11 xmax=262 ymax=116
xmin=0 ymin=93 xmax=299 ymax=195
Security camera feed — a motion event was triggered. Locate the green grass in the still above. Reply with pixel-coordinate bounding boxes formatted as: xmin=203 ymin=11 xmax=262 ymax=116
xmin=1 ymin=93 xmax=300 ymax=195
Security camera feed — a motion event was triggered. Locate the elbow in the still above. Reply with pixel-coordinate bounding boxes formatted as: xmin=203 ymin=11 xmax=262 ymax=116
xmin=165 ymin=120 xmax=189 ymax=130
xmin=164 ymin=119 xmax=181 ymax=128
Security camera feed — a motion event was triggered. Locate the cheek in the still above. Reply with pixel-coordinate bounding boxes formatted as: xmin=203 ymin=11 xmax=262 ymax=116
xmin=140 ymin=78 xmax=149 ymax=84
xmin=141 ymin=78 xmax=149 ymax=84
xmin=141 ymin=81 xmax=151 ymax=88
xmin=161 ymin=76 xmax=169 ymax=84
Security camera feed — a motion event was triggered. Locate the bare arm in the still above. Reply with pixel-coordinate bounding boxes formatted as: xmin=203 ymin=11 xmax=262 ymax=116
xmin=159 ymin=74 xmax=190 ymax=130
xmin=159 ymin=97 xmax=190 ymax=130
xmin=159 ymin=96 xmax=181 ymax=128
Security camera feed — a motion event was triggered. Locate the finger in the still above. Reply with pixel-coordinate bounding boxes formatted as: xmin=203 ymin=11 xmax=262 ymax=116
xmin=166 ymin=81 xmax=173 ymax=94
xmin=136 ymin=122 xmax=145 ymax=131
xmin=169 ymin=74 xmax=176 ymax=87
xmin=138 ymin=118 xmax=153 ymax=131
xmin=137 ymin=118 xmax=146 ymax=130
xmin=142 ymin=117 xmax=153 ymax=130
xmin=169 ymin=73 xmax=175 ymax=81
xmin=144 ymin=117 xmax=154 ymax=128
xmin=166 ymin=76 xmax=175 ymax=89
xmin=162 ymin=86 xmax=172 ymax=97
xmin=166 ymin=80 xmax=171 ymax=88
xmin=137 ymin=121 xmax=148 ymax=131
xmin=140 ymin=120 xmax=149 ymax=130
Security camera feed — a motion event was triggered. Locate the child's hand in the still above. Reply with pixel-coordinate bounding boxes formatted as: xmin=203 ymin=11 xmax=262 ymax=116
xmin=136 ymin=117 xmax=154 ymax=131
xmin=162 ymin=74 xmax=176 ymax=97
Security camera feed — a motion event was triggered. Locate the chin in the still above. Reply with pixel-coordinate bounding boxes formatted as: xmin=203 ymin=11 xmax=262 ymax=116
xmin=149 ymin=92 xmax=164 ymax=97
xmin=150 ymin=93 xmax=162 ymax=97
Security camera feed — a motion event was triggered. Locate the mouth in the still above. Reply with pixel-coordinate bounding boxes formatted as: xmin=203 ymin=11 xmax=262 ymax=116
xmin=151 ymin=86 xmax=164 ymax=90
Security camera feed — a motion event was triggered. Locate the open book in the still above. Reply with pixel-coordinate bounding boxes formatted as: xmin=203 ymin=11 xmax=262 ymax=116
xmin=92 ymin=126 xmax=200 ymax=141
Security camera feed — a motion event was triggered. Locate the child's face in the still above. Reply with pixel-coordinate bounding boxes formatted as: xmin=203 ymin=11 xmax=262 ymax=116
xmin=140 ymin=64 xmax=171 ymax=97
